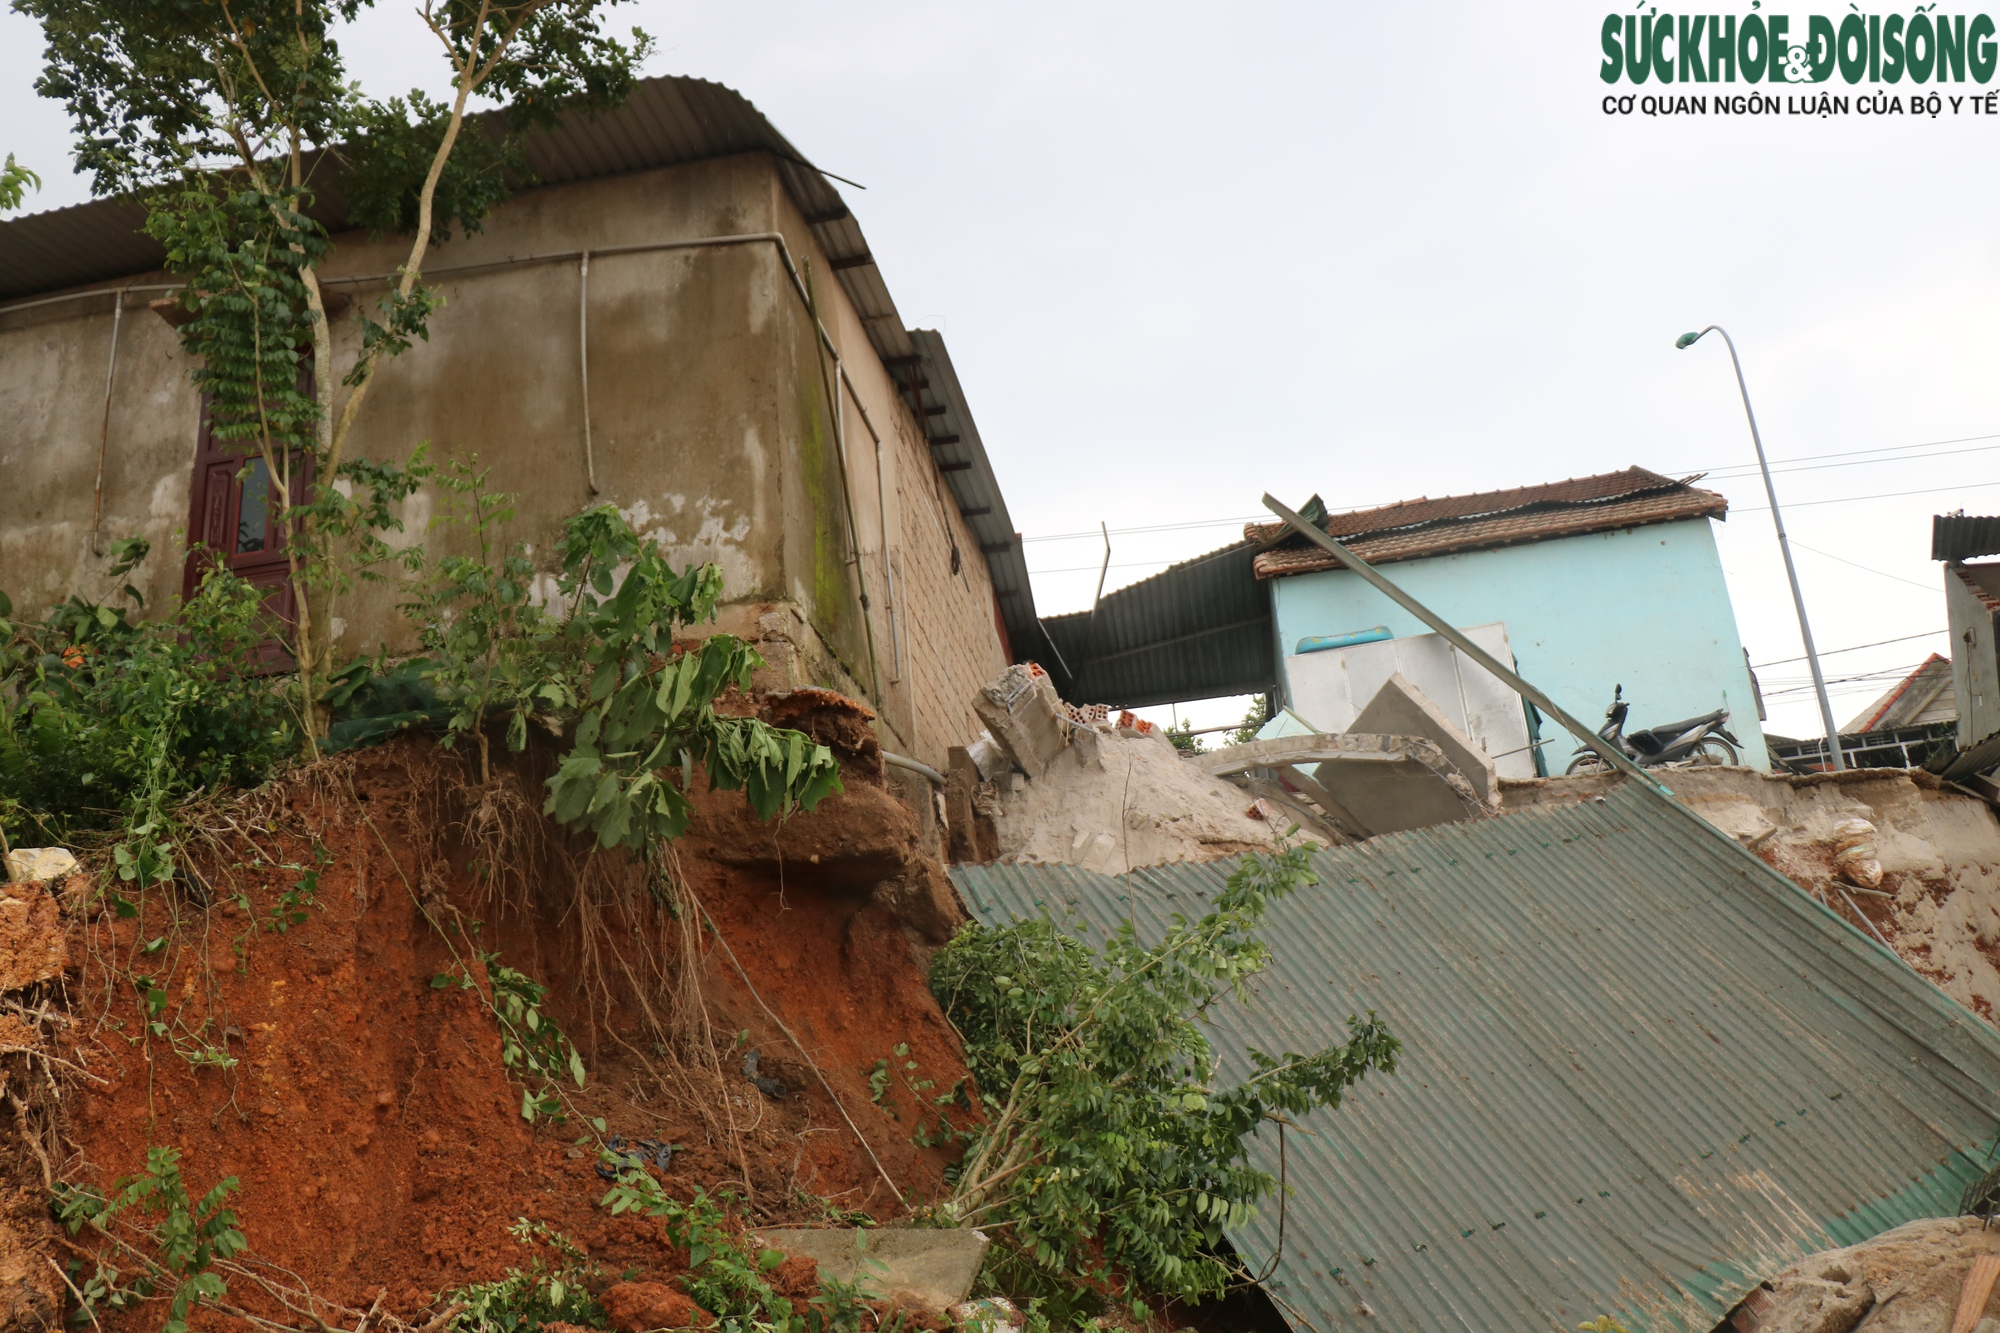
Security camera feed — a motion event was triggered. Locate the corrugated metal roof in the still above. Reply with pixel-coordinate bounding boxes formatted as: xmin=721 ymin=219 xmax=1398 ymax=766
xmin=0 ymin=76 xmax=916 ymax=367
xmin=1934 ymin=514 xmax=2000 ymax=563
xmin=1247 ymin=469 xmax=1729 ymax=579
xmin=952 ymin=782 xmax=2000 ymax=1332
xmin=1028 ymin=541 xmax=1273 ymax=707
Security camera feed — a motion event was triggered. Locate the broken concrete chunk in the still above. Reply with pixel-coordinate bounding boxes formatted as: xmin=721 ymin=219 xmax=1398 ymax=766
xmin=4 ymin=847 xmax=77 ymax=885
xmin=754 ymin=1227 xmax=988 ymax=1314
xmin=965 ymin=730 xmax=1011 ymax=783
xmin=1347 ymin=673 xmax=1498 ymax=806
xmin=972 ymin=665 xmax=1069 ymax=779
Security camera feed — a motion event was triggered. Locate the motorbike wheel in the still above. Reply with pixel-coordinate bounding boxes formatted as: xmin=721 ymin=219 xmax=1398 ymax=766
xmin=1691 ymin=737 xmax=1739 ymax=766
xmin=1565 ymin=754 xmax=1610 ymax=775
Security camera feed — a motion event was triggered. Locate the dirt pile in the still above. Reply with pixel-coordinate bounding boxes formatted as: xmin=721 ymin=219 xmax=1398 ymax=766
xmin=1502 ymin=767 xmax=2000 ymax=1021
xmin=2 ymin=688 xmax=978 ymax=1331
xmin=1721 ymin=1216 xmax=2000 ymax=1332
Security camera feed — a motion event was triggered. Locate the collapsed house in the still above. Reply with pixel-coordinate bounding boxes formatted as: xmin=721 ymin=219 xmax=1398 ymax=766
xmin=954 ymin=779 xmax=2000 ymax=1331
xmin=0 ymin=75 xmax=1036 ymax=775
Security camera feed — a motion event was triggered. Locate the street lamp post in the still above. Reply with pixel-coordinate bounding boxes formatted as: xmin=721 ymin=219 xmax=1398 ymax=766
xmin=1676 ymin=326 xmax=1845 ymax=771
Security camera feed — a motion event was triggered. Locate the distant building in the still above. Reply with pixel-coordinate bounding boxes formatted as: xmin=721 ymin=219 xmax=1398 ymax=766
xmin=1841 ymin=654 xmax=1955 ymax=734
xmin=1031 ymin=468 xmax=1766 ymax=774
xmin=1246 ymin=468 xmax=1766 ymax=773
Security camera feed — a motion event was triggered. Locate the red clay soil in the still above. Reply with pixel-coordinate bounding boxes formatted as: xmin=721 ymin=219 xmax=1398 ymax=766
xmin=44 ymin=690 xmax=976 ymax=1329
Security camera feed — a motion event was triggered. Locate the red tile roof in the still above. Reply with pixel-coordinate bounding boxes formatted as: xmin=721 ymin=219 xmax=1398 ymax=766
xmin=1247 ymin=467 xmax=1728 ymax=579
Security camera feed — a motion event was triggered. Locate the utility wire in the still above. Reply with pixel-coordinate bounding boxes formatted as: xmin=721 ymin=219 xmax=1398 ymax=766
xmin=1023 ymin=434 xmax=1999 ymax=546
xmin=1752 ymin=628 xmax=1946 ymax=668
xmin=1674 ymin=428 xmax=2000 ymax=477
xmin=1732 ymin=476 xmax=2000 ymax=513
xmin=1788 ymin=541 xmax=1944 ymax=592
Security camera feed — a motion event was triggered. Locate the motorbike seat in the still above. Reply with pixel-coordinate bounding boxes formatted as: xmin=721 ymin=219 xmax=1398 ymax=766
xmin=1639 ymin=709 xmax=1726 ymax=740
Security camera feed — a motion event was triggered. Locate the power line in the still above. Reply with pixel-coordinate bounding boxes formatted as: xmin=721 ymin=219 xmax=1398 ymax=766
xmin=1021 ymin=428 xmax=2000 ymax=556
xmin=1679 ymin=429 xmax=2000 ymax=477
xmin=1788 ymin=541 xmax=1943 ymax=593
xmin=1732 ymin=476 xmax=2000 ymax=514
xmin=1752 ymin=628 xmax=1946 ymax=668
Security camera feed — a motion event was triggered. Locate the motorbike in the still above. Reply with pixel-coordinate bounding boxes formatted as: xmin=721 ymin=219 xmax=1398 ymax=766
xmin=1565 ymin=685 xmax=1742 ymax=773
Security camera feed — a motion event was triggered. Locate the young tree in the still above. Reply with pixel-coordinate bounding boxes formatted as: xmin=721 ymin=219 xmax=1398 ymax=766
xmin=16 ymin=0 xmax=651 ymax=749
xmin=0 ymin=155 xmax=40 ymax=211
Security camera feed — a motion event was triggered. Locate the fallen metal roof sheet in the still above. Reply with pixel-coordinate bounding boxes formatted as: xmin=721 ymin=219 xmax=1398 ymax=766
xmin=1246 ymin=468 xmax=1729 ymax=579
xmin=952 ymin=781 xmax=2000 ymax=1332
xmin=1027 ymin=541 xmax=1274 ymax=707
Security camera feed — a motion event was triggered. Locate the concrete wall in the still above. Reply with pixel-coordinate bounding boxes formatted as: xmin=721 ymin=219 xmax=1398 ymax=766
xmin=1269 ymin=517 xmax=1770 ymax=771
xmin=0 ymin=153 xmax=1007 ymax=768
xmin=1947 ymin=563 xmax=2000 ymax=746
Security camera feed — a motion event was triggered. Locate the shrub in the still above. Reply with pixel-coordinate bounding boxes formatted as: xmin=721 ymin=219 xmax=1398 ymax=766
xmin=0 ymin=544 xmax=296 ymax=884
xmin=930 ymin=841 xmax=1400 ymax=1303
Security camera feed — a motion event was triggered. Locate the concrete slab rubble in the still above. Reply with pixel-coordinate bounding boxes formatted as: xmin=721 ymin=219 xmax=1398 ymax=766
xmin=1193 ymin=733 xmax=1490 ymax=840
xmin=1347 ymin=672 xmax=1498 ymax=804
xmin=754 ymin=1227 xmax=988 ymax=1314
xmin=971 ymin=664 xmax=1069 ymax=778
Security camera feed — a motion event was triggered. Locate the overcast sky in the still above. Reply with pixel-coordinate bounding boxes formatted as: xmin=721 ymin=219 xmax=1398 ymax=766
xmin=4 ymin=1 xmax=1991 ymax=739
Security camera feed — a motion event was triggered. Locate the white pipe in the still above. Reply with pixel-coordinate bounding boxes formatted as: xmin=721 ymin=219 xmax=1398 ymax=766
xmin=579 ymin=251 xmax=598 ymax=494
xmin=881 ymin=750 xmax=945 ymax=786
xmin=89 ymin=289 xmax=127 ymax=556
xmin=0 ymin=283 xmax=177 ymax=318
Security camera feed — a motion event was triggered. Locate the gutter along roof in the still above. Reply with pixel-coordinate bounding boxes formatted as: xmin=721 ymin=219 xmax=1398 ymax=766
xmin=0 ymin=75 xmax=1036 ymax=633
xmin=1247 ymin=467 xmax=1729 ymax=579
xmin=951 ymin=782 xmax=2000 ymax=1332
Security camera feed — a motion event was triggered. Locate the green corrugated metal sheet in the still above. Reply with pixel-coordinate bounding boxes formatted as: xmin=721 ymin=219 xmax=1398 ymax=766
xmin=950 ymin=782 xmax=2000 ymax=1332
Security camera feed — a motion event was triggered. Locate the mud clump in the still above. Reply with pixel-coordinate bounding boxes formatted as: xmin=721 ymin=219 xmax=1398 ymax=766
xmin=33 ymin=688 xmax=976 ymax=1330
xmin=599 ymin=1281 xmax=710 ymax=1332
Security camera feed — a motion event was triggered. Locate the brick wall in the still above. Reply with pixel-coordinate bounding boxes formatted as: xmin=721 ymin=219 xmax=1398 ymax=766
xmin=885 ymin=405 xmax=1008 ymax=770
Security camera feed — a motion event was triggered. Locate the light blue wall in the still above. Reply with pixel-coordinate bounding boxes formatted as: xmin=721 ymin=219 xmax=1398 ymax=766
xmin=1270 ymin=518 xmax=1768 ymax=771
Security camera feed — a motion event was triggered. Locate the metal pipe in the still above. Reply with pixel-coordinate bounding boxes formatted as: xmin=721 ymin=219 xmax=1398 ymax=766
xmin=873 ymin=421 xmax=902 ymax=682
xmin=1679 ymin=325 xmax=1843 ymax=769
xmin=0 ymin=283 xmax=177 ymax=319
xmin=881 ymin=750 xmax=945 ymax=786
xmin=1091 ymin=521 xmax=1111 ymax=616
xmin=579 ymin=252 xmax=598 ymax=495
xmin=1261 ymin=493 xmax=1668 ymax=790
xmin=89 ymin=288 xmax=128 ymax=556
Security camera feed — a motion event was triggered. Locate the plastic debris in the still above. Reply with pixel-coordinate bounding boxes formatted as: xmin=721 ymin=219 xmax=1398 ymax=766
xmin=1831 ymin=817 xmax=1884 ymax=890
xmin=949 ymin=1296 xmax=1022 ymax=1333
xmin=742 ymin=1048 xmax=788 ymax=1099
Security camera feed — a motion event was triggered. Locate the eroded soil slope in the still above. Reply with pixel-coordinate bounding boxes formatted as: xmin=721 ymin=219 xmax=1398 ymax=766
xmin=33 ymin=690 xmax=974 ymax=1326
